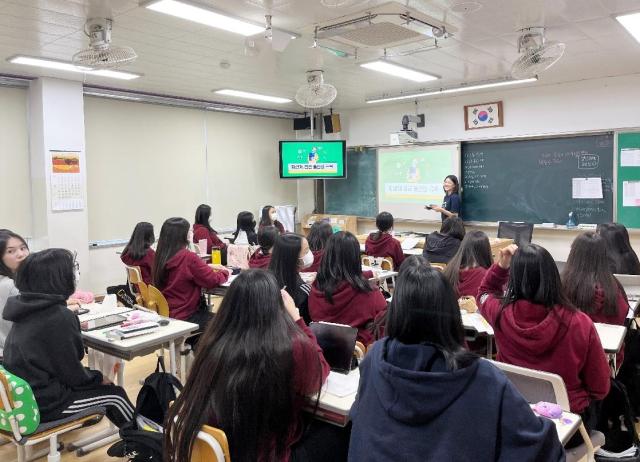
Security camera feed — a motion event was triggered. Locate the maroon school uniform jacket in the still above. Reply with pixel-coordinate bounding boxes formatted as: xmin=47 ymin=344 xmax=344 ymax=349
xmin=365 ymin=233 xmax=405 ymax=268
xmin=193 ymin=224 xmax=227 ymax=254
xmin=308 ymin=271 xmax=387 ymax=345
xmin=307 ymin=250 xmax=324 ymax=273
xmin=248 ymin=249 xmax=272 ymax=269
xmin=121 ymin=248 xmax=155 ymax=285
xmin=207 ymin=318 xmax=329 ymax=462
xmin=160 ymin=249 xmax=229 ymax=320
xmin=259 ymin=221 xmax=285 ymax=234
xmin=478 ymin=264 xmax=610 ymax=413
xmin=456 ymin=267 xmax=488 ymax=300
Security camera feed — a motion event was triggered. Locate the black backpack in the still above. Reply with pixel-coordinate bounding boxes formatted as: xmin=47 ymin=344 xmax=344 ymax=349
xmin=108 ymin=358 xmax=183 ymax=461
xmin=618 ymin=319 xmax=640 ymax=418
xmin=596 ymin=378 xmax=640 ymax=461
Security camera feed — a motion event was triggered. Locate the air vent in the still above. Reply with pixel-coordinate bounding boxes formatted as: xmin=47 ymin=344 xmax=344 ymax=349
xmin=338 ymin=22 xmax=422 ymax=48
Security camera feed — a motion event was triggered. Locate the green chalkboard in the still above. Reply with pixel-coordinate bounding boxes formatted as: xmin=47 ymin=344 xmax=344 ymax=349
xmin=324 ymin=147 xmax=377 ymax=217
xmin=462 ymin=134 xmax=614 ymax=224
xmin=617 ymin=132 xmax=640 ymax=229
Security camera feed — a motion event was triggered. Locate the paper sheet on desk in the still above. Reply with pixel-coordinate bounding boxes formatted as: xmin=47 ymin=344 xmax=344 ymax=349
xmin=400 ymin=237 xmax=419 ymax=250
xmin=325 ymin=371 xmax=360 ymax=398
xmin=221 ymin=274 xmax=239 ymax=287
xmin=462 ymin=312 xmax=494 ymax=335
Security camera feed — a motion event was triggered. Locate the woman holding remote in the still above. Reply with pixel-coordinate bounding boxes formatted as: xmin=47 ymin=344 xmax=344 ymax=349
xmin=426 ymin=175 xmax=461 ymax=222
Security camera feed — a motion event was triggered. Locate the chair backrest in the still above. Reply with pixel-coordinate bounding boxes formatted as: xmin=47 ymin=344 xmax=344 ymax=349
xmin=191 ymin=425 xmax=231 ymax=462
xmin=489 ymin=360 xmax=571 ymax=411
xmin=146 ymin=285 xmax=171 ymax=318
xmin=361 ymin=255 xmax=394 ymax=271
xmin=497 ymin=222 xmax=534 ymax=246
xmin=430 ymin=263 xmax=447 ymax=272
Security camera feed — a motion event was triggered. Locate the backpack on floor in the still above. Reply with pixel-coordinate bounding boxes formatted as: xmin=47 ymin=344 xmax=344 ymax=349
xmin=108 ymin=358 xmax=183 ymax=461
xmin=596 ymin=378 xmax=640 ymax=461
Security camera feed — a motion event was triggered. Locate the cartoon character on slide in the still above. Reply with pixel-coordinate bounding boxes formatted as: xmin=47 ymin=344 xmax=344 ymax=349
xmin=407 ymin=158 xmax=421 ymax=182
xmin=308 ymin=147 xmax=319 ymax=164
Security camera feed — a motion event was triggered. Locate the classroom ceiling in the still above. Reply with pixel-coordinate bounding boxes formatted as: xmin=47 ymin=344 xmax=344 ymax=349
xmin=0 ymin=0 xmax=639 ymax=112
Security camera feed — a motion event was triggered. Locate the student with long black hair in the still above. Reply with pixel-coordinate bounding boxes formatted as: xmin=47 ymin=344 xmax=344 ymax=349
xmin=192 ymin=204 xmax=227 ymax=254
xmin=365 ymin=212 xmax=404 ymax=268
xmin=349 ymin=256 xmax=563 ymax=461
xmin=152 ymin=218 xmax=228 ymax=332
xmin=309 ymin=231 xmax=387 ymax=345
xmin=3 ymin=249 xmax=134 ymax=427
xmin=596 ymin=222 xmax=640 ymax=275
xmin=259 ymin=205 xmax=285 ymax=234
xmin=478 ymin=244 xmax=610 ymax=424
xmin=165 ymin=270 xmax=346 ymax=462
xmin=249 ymin=225 xmax=278 ymax=269
xmin=562 ymin=232 xmax=629 ymax=365
xmin=231 ymin=211 xmax=258 ymax=245
xmin=422 ymin=216 xmax=466 ymax=264
xmin=121 ymin=222 xmax=155 ymax=285
xmin=306 ymin=221 xmax=332 ymax=273
xmin=269 ymin=233 xmax=314 ymax=323
xmin=0 ymin=229 xmax=29 ymax=356
xmin=443 ymin=230 xmax=493 ymax=300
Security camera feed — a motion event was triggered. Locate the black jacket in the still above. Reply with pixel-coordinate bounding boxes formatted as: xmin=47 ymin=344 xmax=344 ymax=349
xmin=422 ymin=231 xmax=462 ymax=264
xmin=3 ymin=292 xmax=103 ymax=421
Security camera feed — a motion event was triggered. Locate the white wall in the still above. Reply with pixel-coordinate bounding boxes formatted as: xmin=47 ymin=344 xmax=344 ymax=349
xmin=339 ymin=74 xmax=640 ymax=261
xmin=0 ymin=87 xmax=30 ymax=234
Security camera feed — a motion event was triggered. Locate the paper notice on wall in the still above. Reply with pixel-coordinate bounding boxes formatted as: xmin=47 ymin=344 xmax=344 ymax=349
xmin=50 ymin=150 xmax=84 ymax=211
xmin=572 ymin=177 xmax=603 ymax=199
xmin=623 ymin=181 xmax=640 ymax=207
xmin=621 ymin=148 xmax=640 ymax=167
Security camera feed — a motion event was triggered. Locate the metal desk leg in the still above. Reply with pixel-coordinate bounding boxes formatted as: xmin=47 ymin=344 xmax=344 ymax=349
xmin=487 ymin=336 xmax=493 ymax=359
xmin=169 ymin=339 xmax=177 ymax=377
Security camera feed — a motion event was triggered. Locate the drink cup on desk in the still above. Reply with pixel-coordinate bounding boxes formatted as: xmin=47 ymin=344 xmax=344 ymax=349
xmin=198 ymin=239 xmax=207 ymax=255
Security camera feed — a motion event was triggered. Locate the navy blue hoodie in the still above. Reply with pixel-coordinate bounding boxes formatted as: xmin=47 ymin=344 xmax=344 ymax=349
xmin=349 ymin=339 xmax=564 ymax=462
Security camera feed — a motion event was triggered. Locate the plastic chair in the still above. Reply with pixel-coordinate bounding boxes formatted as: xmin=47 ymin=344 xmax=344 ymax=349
xmin=361 ymin=256 xmax=395 ymax=291
xmin=125 ymin=265 xmax=149 ymax=305
xmin=145 ymin=285 xmax=170 ymax=317
xmin=490 ymin=360 xmax=604 ymax=462
xmin=191 ymin=425 xmax=231 ymax=462
xmin=430 ymin=263 xmax=447 ymax=272
xmin=354 ymin=341 xmax=367 ymax=361
xmin=497 ymin=222 xmax=534 ymax=246
xmin=0 ymin=369 xmax=104 ymax=462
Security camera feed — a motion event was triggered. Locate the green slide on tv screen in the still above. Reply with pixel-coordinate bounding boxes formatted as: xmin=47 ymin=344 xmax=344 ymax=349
xmin=279 ymin=140 xmax=346 ymax=179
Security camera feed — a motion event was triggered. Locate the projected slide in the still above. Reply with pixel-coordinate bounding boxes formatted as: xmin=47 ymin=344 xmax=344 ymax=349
xmin=377 ymin=144 xmax=460 ymax=220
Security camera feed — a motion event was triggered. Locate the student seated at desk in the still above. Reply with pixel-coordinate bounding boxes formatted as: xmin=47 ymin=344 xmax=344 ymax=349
xmin=152 ymin=218 xmax=229 ymax=337
xmin=269 ymin=233 xmax=313 ymax=323
xmin=596 ymin=223 xmax=640 ymax=275
xmin=562 ymin=232 xmax=629 ymax=365
xmin=422 ymin=216 xmax=465 ymax=264
xmin=192 ymin=204 xmax=227 ymax=255
xmin=249 ymin=225 xmax=278 ymax=269
xmin=443 ymin=230 xmax=492 ymax=301
xmin=309 ymin=231 xmax=387 ymax=345
xmin=478 ymin=244 xmax=610 ymax=433
xmin=349 ymin=256 xmax=563 ymax=462
xmin=3 ymin=249 xmax=135 ymax=428
xmin=365 ymin=212 xmax=404 ymax=268
xmin=259 ymin=204 xmax=285 ymax=234
xmin=230 ymin=211 xmax=258 ymax=246
xmin=165 ymin=270 xmax=348 ymax=462
xmin=0 ymin=230 xmax=29 ymax=357
xmin=307 ymin=221 xmax=332 ymax=273
xmin=121 ymin=221 xmax=155 ymax=285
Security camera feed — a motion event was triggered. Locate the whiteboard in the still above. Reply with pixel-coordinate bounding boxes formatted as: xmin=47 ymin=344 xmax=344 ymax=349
xmin=377 ymin=143 xmax=461 ymax=220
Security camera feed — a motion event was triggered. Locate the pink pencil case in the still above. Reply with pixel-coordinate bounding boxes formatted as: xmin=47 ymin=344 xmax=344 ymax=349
xmin=533 ymin=401 xmax=563 ymax=419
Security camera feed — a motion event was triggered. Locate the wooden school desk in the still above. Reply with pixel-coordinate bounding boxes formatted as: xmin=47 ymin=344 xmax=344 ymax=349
xmin=594 ymin=322 xmax=627 ymax=377
xmin=531 ymin=405 xmax=582 ymax=446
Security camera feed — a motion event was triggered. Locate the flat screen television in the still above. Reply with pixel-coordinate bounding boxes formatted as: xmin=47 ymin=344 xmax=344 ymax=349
xmin=279 ymin=140 xmax=346 ymax=179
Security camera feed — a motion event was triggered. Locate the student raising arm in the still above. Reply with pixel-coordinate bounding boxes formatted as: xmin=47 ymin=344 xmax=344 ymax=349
xmin=477 ymin=244 xmax=610 ymax=428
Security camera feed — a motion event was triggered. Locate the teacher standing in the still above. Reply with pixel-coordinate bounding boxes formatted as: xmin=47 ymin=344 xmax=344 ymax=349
xmin=427 ymin=175 xmax=461 ymax=221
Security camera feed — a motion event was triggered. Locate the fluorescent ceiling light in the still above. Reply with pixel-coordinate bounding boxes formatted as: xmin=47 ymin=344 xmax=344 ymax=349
xmin=145 ymin=0 xmax=264 ymax=36
xmin=83 ymin=91 xmax=142 ymax=101
xmin=616 ymin=12 xmax=640 ymax=44
xmin=7 ymin=56 xmax=141 ymax=80
xmin=366 ymin=77 xmax=538 ymax=103
xmin=214 ymin=89 xmax=292 ymax=104
xmin=360 ymin=61 xmax=439 ymax=82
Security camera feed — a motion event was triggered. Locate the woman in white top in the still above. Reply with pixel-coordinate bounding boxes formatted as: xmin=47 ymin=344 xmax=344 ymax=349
xmin=0 ymin=230 xmax=29 ymax=356
xmin=231 ymin=211 xmax=258 ymax=246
